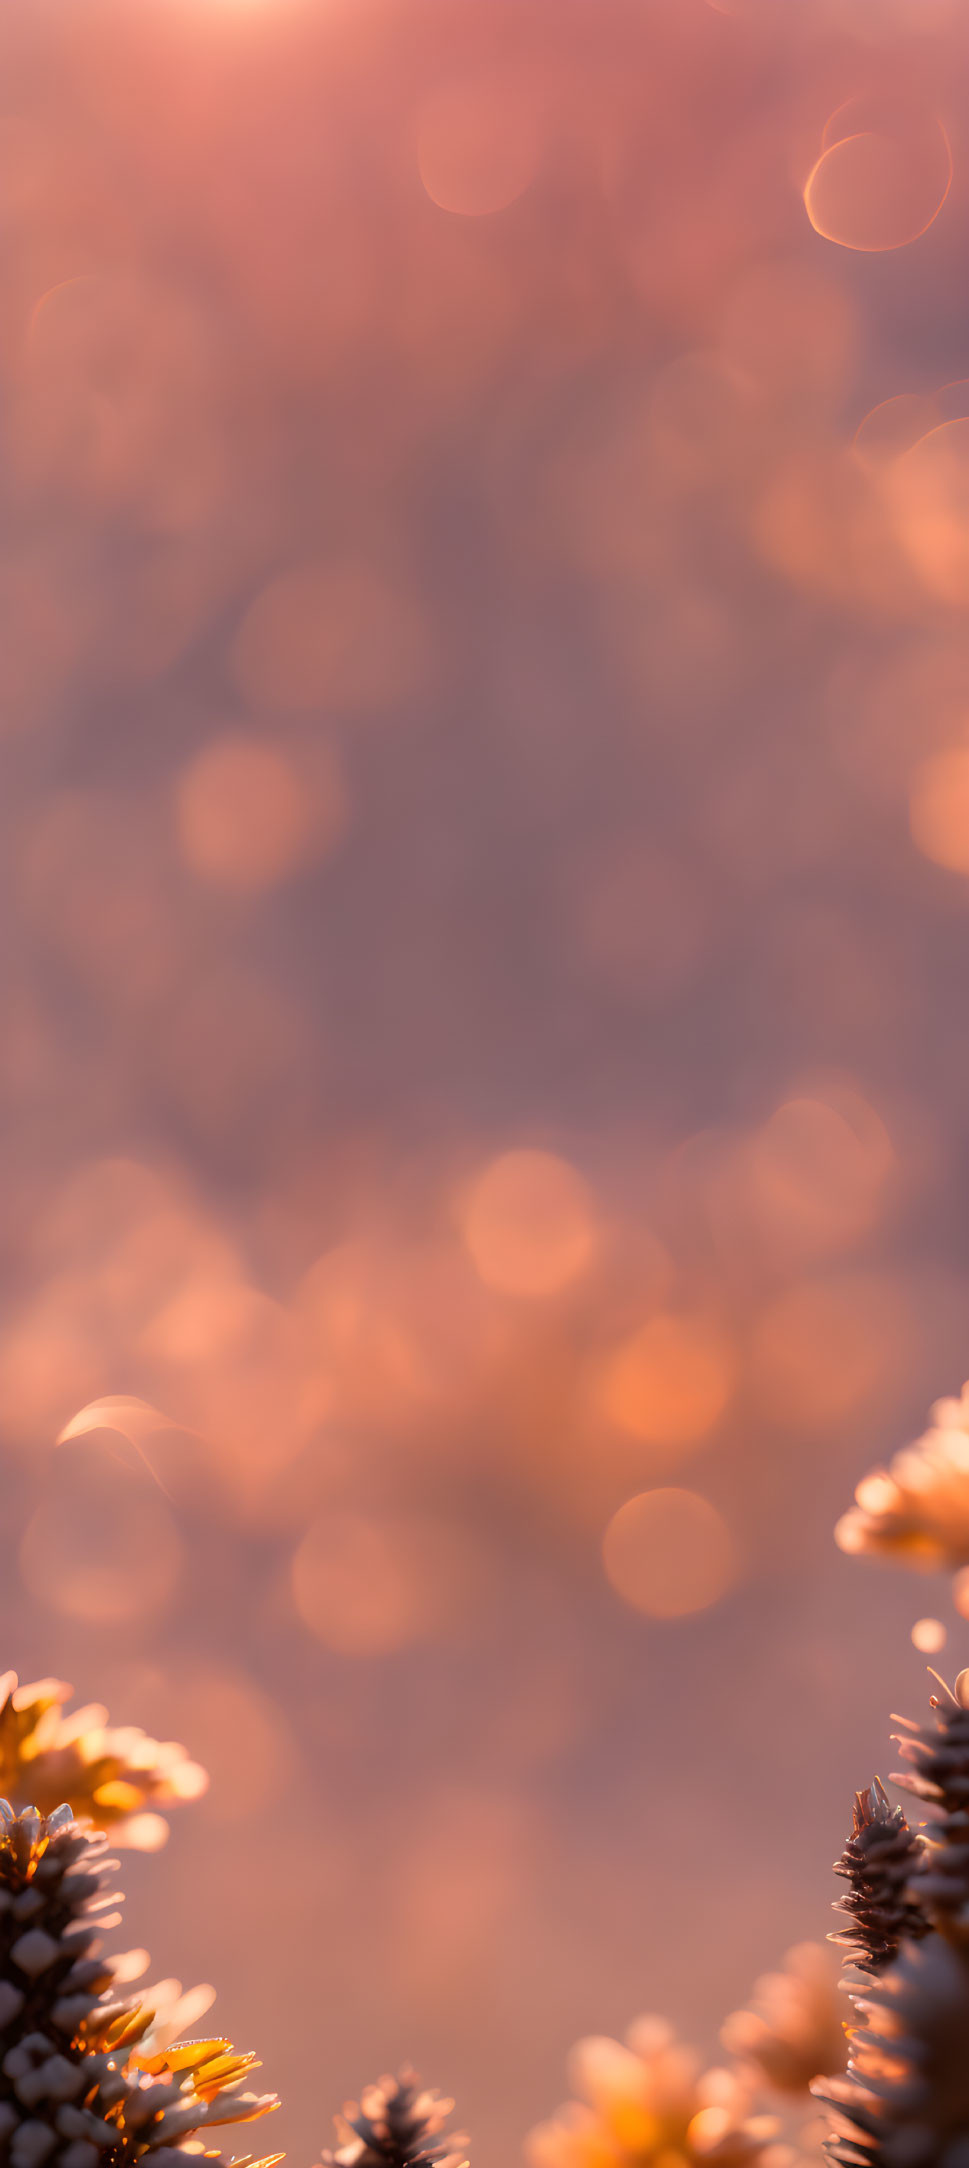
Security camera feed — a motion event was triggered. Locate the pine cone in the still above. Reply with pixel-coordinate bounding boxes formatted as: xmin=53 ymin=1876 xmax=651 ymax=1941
xmin=0 ymin=1798 xmax=279 ymax=2168
xmin=812 ymin=1932 xmax=969 ymax=2168
xmin=0 ymin=1674 xmax=207 ymax=1850
xmin=891 ymin=1678 xmax=969 ymax=1940
xmin=830 ymin=1781 xmax=929 ymax=1975
xmin=320 ymin=2073 xmax=468 ymax=2168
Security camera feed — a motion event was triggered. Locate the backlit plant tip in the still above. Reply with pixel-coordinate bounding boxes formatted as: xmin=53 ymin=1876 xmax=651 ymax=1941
xmin=811 ymin=1668 xmax=969 ymax=2168
xmin=0 ymin=1800 xmax=279 ymax=2168
xmin=835 ymin=1382 xmax=969 ymax=1578
xmin=318 ymin=2070 xmax=468 ymax=2168
xmin=0 ymin=1671 xmax=207 ymax=1847
xmin=829 ymin=1779 xmax=928 ymax=1975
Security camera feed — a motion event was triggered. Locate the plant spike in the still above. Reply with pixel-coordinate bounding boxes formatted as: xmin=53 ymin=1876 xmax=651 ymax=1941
xmin=320 ymin=2072 xmax=468 ymax=2168
xmin=830 ymin=1778 xmax=930 ymax=1975
xmin=891 ymin=1671 xmax=969 ymax=1941
xmin=0 ymin=1798 xmax=280 ymax=2168
xmin=812 ymin=1933 xmax=969 ymax=2168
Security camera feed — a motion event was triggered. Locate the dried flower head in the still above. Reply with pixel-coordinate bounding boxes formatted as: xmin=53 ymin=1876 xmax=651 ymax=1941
xmin=0 ymin=1673 xmax=207 ymax=1850
xmin=0 ymin=1797 xmax=279 ymax=2168
xmin=813 ymin=1933 xmax=969 ymax=2168
xmin=835 ymin=1389 xmax=969 ymax=1574
xmin=830 ymin=1782 xmax=929 ymax=1976
xmin=722 ymin=1944 xmax=846 ymax=2096
xmin=527 ymin=2018 xmax=788 ymax=2168
xmin=319 ymin=2071 xmax=467 ymax=2168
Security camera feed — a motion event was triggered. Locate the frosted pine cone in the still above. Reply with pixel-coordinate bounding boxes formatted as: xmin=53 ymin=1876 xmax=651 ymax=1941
xmin=0 ymin=1674 xmax=207 ymax=1850
xmin=0 ymin=1799 xmax=279 ymax=2168
xmin=830 ymin=1781 xmax=929 ymax=1974
xmin=812 ymin=1932 xmax=969 ymax=2168
xmin=320 ymin=2072 xmax=468 ymax=2168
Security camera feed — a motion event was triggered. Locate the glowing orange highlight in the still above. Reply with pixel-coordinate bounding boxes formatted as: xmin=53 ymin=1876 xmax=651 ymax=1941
xmin=461 ymin=1149 xmax=597 ymax=1297
xmin=911 ymin=1617 xmax=946 ymax=1653
xmin=567 ymin=2037 xmax=657 ymax=2137
xmin=57 ymin=1393 xmax=179 ymax=1451
xmin=602 ymin=1489 xmax=737 ymax=1619
xmin=416 ymin=77 xmax=542 ymax=216
xmin=599 ymin=1314 xmax=735 ymax=1447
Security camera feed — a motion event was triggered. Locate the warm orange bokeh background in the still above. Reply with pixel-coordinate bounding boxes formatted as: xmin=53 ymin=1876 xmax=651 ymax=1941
xmin=3 ymin=0 xmax=969 ymax=2161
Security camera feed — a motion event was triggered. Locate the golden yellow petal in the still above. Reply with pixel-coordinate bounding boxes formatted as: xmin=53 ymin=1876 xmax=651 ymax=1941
xmin=92 ymin=1781 xmax=145 ymax=1813
xmin=137 ymin=2037 xmax=232 ymax=2075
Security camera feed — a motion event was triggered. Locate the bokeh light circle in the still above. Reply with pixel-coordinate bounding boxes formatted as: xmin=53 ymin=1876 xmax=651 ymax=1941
xmin=912 ymin=1617 xmax=946 ymax=1653
xmin=461 ymin=1149 xmax=597 ymax=1297
xmin=599 ymin=1314 xmax=735 ymax=1446
xmin=416 ymin=77 xmax=542 ymax=216
xmin=176 ymin=731 xmax=345 ymax=892
xmin=602 ymin=1489 xmax=737 ymax=1619
xmin=804 ymin=109 xmax=951 ymax=252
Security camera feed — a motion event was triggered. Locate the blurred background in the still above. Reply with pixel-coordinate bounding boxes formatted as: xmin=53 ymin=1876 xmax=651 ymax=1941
xmin=3 ymin=0 xmax=969 ymax=2159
